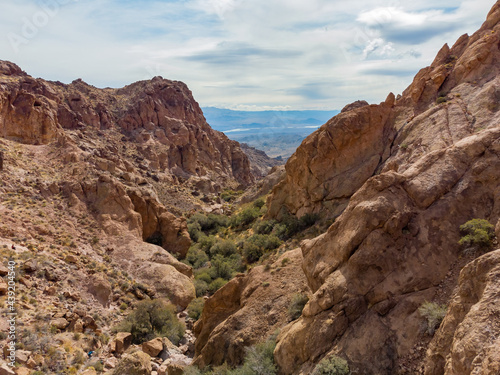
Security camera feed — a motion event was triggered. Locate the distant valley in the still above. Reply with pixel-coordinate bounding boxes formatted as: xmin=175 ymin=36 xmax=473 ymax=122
xmin=202 ymin=107 xmax=339 ymax=158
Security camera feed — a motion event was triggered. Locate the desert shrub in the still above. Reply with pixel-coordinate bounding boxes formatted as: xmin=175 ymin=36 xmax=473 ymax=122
xmin=208 ymin=278 xmax=228 ymax=294
xmin=253 ymin=219 xmax=277 ymax=235
xmin=188 ymin=221 xmax=203 ymax=242
xmin=458 ymin=218 xmax=495 ymax=253
xmin=183 ymin=367 xmax=203 ymax=375
xmin=221 ymin=189 xmax=243 ymax=202
xmin=312 ymin=355 xmax=350 ymax=375
xmin=210 ymin=254 xmax=236 ymax=280
xmin=418 ymin=301 xmax=447 ymax=335
xmin=236 ymin=335 xmax=278 ymax=375
xmin=253 ymin=198 xmax=266 ymax=209
xmin=210 ymin=239 xmax=238 ymax=257
xmin=198 ymin=235 xmax=217 ymax=254
xmin=231 ymin=206 xmax=261 ymax=229
xmin=299 ymin=213 xmax=320 ymax=228
xmin=273 ymin=215 xmax=300 ymax=240
xmin=187 ymin=297 xmax=205 ymax=320
xmin=185 ymin=246 xmax=209 ymax=269
xmin=194 ymin=279 xmax=209 ymax=297
xmin=288 ymin=293 xmax=309 ymax=321
xmin=243 ymin=234 xmax=281 ymax=263
xmin=436 ymin=96 xmax=447 ymax=104
xmin=188 ymin=213 xmax=229 ymax=232
xmin=243 ymin=242 xmax=263 ymax=263
xmin=195 ymin=269 xmax=213 ymax=284
xmin=114 ymin=299 xmax=185 ymax=345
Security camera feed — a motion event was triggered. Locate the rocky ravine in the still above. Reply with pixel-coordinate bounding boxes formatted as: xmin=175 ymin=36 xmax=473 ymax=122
xmin=0 ymin=61 xmax=265 ymax=373
xmin=195 ymin=2 xmax=500 ymax=374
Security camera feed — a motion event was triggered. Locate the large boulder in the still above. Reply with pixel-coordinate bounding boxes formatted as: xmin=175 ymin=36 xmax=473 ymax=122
xmin=112 ymin=351 xmax=151 ymax=375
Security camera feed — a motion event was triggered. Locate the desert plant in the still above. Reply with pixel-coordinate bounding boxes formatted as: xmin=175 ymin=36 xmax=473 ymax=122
xmin=458 ymin=218 xmax=495 ymax=253
xmin=231 ymin=206 xmax=261 ymax=229
xmin=187 ymin=297 xmax=205 ymax=320
xmin=210 ymin=239 xmax=238 ymax=257
xmin=288 ymin=293 xmax=309 ymax=321
xmin=208 ymin=278 xmax=228 ymax=294
xmin=418 ymin=301 xmax=447 ymax=335
xmin=253 ymin=219 xmax=277 ymax=235
xmin=113 ymin=299 xmax=185 ymax=345
xmin=312 ymin=355 xmax=350 ymax=375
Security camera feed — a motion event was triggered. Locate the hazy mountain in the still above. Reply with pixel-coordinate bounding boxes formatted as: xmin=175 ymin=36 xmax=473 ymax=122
xmin=202 ymin=107 xmax=339 ymax=158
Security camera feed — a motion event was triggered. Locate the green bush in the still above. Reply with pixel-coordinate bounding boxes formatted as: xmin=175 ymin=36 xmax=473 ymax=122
xmin=210 ymin=239 xmax=238 ymax=257
xmin=243 ymin=242 xmax=263 ymax=263
xmin=299 ymin=213 xmax=320 ymax=228
xmin=208 ymin=278 xmax=228 ymax=294
xmin=253 ymin=198 xmax=266 ymax=209
xmin=243 ymin=234 xmax=282 ymax=263
xmin=210 ymin=254 xmax=235 ymax=280
xmin=458 ymin=218 xmax=495 ymax=253
xmin=188 ymin=221 xmax=203 ymax=242
xmin=188 ymin=213 xmax=230 ymax=233
xmin=273 ymin=215 xmax=300 ymax=240
xmin=418 ymin=301 xmax=447 ymax=335
xmin=185 ymin=246 xmax=209 ymax=269
xmin=113 ymin=299 xmax=185 ymax=345
xmin=187 ymin=297 xmax=205 ymax=320
xmin=313 ymin=355 xmax=350 ymax=375
xmin=231 ymin=206 xmax=261 ymax=229
xmin=199 ymin=235 xmax=217 ymax=253
xmin=227 ymin=335 xmax=277 ymax=375
xmin=288 ymin=293 xmax=309 ymax=321
xmin=194 ymin=279 xmax=209 ymax=297
xmin=195 ymin=269 xmax=213 ymax=284
xmin=253 ymin=219 xmax=277 ymax=235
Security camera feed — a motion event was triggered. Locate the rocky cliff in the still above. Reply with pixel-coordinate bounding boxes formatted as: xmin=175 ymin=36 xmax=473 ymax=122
xmin=195 ymin=2 xmax=500 ymax=374
xmin=0 ymin=63 xmax=254 ymax=188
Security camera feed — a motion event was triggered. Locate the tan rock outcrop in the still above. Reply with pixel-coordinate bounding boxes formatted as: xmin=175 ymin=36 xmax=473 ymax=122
xmin=112 ymin=351 xmax=151 ymax=375
xmin=193 ymin=249 xmax=309 ymax=368
xmin=424 ymin=249 xmax=500 ymax=375
xmin=111 ymin=332 xmax=132 ymax=355
xmin=87 ymin=273 xmax=112 ymax=307
xmin=142 ymin=337 xmax=164 ymax=357
xmin=266 ymin=99 xmax=396 ymax=219
xmin=111 ymin=237 xmax=195 ymax=308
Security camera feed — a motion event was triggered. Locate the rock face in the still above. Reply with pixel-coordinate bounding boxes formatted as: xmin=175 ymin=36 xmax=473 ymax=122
xmin=266 ymin=95 xmax=396 ymax=219
xmin=424 ymin=249 xmax=500 ymax=375
xmin=0 ymin=64 xmax=254 ymax=187
xmin=196 ymin=2 xmax=500 ymax=373
xmin=193 ymin=249 xmax=309 ymax=368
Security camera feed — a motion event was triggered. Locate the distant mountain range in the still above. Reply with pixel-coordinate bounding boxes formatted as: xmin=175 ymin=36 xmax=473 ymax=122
xmin=202 ymin=107 xmax=339 ymax=158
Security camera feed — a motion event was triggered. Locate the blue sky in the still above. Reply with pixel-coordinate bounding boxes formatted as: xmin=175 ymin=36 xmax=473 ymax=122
xmin=0 ymin=0 xmax=494 ymax=110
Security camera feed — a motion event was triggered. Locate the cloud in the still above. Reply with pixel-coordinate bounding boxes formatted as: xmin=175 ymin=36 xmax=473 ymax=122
xmin=357 ymin=7 xmax=460 ymax=44
xmin=0 ymin=0 xmax=495 ymax=110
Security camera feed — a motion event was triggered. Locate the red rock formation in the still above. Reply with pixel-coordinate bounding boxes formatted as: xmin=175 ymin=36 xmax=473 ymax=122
xmin=198 ymin=2 xmax=500 ymax=373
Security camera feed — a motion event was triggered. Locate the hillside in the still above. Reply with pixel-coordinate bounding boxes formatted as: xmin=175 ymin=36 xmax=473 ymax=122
xmin=194 ymin=2 xmax=500 ymax=374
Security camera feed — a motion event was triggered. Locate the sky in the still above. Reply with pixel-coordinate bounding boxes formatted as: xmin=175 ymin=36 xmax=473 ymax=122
xmin=0 ymin=0 xmax=494 ymax=110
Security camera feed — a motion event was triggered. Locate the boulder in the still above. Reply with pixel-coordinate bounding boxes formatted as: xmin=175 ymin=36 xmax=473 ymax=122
xmin=142 ymin=337 xmax=164 ymax=357
xmin=87 ymin=273 xmax=112 ymax=307
xmin=112 ymin=351 xmax=152 ymax=375
xmin=111 ymin=332 xmax=132 ymax=355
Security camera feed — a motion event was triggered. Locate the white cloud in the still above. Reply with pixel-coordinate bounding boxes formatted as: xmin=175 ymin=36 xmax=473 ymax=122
xmin=0 ymin=0 xmax=495 ymax=110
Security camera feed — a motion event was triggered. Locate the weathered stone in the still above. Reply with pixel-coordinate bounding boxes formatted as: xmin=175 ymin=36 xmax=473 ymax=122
xmin=87 ymin=273 xmax=112 ymax=307
xmin=112 ymin=332 xmax=132 ymax=355
xmin=112 ymin=351 xmax=151 ymax=375
xmin=50 ymin=317 xmax=69 ymax=330
xmin=142 ymin=337 xmax=164 ymax=357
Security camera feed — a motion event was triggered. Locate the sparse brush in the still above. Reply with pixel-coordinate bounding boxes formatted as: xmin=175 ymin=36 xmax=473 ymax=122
xmin=418 ymin=301 xmax=447 ymax=335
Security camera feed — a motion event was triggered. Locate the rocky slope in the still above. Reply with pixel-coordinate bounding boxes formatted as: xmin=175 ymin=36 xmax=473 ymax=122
xmin=195 ymin=2 xmax=500 ymax=374
xmin=0 ymin=62 xmax=259 ymax=373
